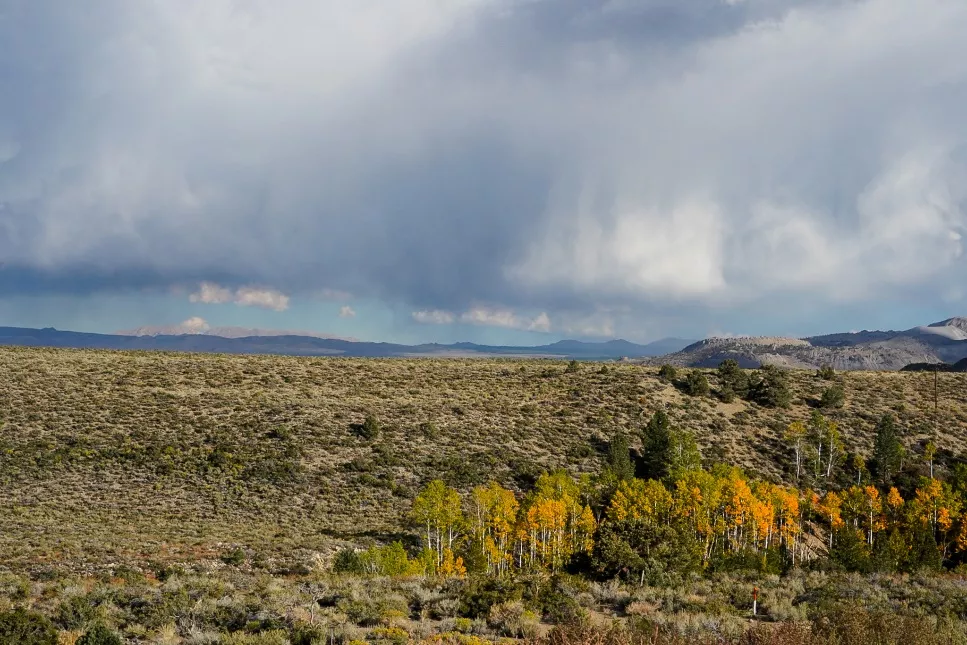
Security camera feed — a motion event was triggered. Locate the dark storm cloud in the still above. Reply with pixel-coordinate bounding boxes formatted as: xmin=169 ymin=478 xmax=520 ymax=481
xmin=1 ymin=0 xmax=966 ymax=336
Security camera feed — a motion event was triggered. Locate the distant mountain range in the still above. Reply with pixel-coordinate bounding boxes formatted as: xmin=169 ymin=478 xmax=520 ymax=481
xmin=117 ymin=323 xmax=358 ymax=342
xmin=0 ymin=326 xmax=693 ymax=360
xmin=650 ymin=317 xmax=967 ymax=371
xmin=7 ymin=317 xmax=967 ymax=369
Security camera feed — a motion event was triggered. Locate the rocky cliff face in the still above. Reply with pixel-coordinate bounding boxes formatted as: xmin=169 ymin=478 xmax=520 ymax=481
xmin=651 ymin=318 xmax=967 ymax=371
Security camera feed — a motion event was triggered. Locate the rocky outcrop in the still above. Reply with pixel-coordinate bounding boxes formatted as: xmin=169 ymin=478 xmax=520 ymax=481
xmin=650 ymin=318 xmax=967 ymax=371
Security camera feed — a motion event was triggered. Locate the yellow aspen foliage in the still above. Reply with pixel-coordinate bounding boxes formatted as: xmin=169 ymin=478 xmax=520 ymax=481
xmin=576 ymin=504 xmax=597 ymax=554
xmin=817 ymin=490 xmax=844 ymax=549
xmin=956 ymin=519 xmax=967 ymax=553
xmin=841 ymin=486 xmax=866 ymax=530
xmin=607 ymin=479 xmax=672 ymax=523
xmin=470 ymin=482 xmax=519 ymax=573
xmin=887 ymin=487 xmax=904 ymax=512
xmin=863 ymin=486 xmax=884 ymax=545
xmin=776 ymin=488 xmax=801 ymax=547
xmin=411 ymin=480 xmax=463 ymax=566
xmin=438 ymin=548 xmax=467 ymax=579
xmin=724 ymin=476 xmax=755 ymax=547
xmin=819 ymin=491 xmax=845 ymax=531
xmin=913 ymin=479 xmax=944 ymax=528
xmin=938 ymin=507 xmax=953 ymax=533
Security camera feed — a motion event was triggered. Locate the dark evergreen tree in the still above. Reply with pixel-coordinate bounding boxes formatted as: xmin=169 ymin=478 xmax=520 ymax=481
xmin=682 ymin=370 xmax=710 ymax=397
xmin=717 ymin=359 xmax=749 ymax=398
xmin=872 ymin=414 xmax=903 ymax=487
xmin=747 ymin=365 xmax=792 ymax=408
xmin=873 ymin=528 xmax=908 ymax=573
xmin=829 ymin=527 xmax=872 ymax=573
xmin=592 ymin=517 xmax=702 ymax=584
xmin=908 ymin=522 xmax=943 ymax=571
xmin=605 ymin=433 xmax=635 ymax=482
xmin=640 ymin=410 xmax=673 ymax=481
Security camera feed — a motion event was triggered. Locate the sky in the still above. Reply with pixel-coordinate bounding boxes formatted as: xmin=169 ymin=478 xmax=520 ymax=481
xmin=1 ymin=0 xmax=966 ymax=345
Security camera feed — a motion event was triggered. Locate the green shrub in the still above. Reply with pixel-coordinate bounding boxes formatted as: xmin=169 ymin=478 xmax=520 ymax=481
xmin=221 ymin=630 xmax=291 ymax=645
xmin=420 ymin=421 xmax=439 ymax=439
xmin=291 ymin=623 xmax=326 ymax=645
xmin=333 ymin=547 xmax=365 ymax=574
xmin=537 ymin=577 xmax=586 ymax=625
xmin=77 ymin=622 xmax=122 ymax=645
xmin=56 ymin=594 xmax=100 ymax=630
xmin=458 ymin=577 xmax=523 ymax=619
xmin=657 ymin=365 xmax=677 ymax=382
xmin=0 ymin=609 xmax=58 ymax=645
xmin=820 ymin=384 xmax=846 ymax=409
xmin=369 ymin=626 xmax=409 ymax=645
xmin=452 ymin=617 xmax=473 ymax=634
xmin=682 ymin=371 xmax=710 ymax=397
xmin=356 ymin=416 xmax=381 ymax=440
xmin=221 ymin=547 xmax=247 ymax=566
xmin=488 ymin=601 xmax=540 ymax=638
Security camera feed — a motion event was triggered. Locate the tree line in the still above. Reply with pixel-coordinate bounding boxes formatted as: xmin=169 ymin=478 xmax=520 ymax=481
xmin=337 ymin=363 xmax=967 ymax=581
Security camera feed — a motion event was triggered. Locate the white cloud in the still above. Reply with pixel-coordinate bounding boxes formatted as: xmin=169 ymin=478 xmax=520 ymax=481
xmin=557 ymin=315 xmax=616 ymax=338
xmin=529 ymin=312 xmax=552 ymax=333
xmin=179 ymin=316 xmax=212 ymax=333
xmin=412 ymin=310 xmax=456 ymax=325
xmin=234 ymin=286 xmax=290 ymax=311
xmin=459 ymin=307 xmax=520 ymax=328
xmin=459 ymin=307 xmax=552 ymax=332
xmin=189 ymin=282 xmax=289 ymax=311
xmin=188 ymin=282 xmax=234 ymax=305
xmin=412 ymin=307 xmax=551 ymax=332
xmin=511 ymin=197 xmax=727 ymax=301
xmin=339 ymin=305 xmax=356 ymax=318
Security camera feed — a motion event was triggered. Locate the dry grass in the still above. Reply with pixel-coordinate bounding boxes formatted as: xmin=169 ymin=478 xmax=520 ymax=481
xmin=1 ymin=346 xmax=966 ymax=574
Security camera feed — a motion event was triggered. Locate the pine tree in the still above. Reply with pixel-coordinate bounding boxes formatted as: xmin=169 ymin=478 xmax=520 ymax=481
xmin=717 ymin=359 xmax=749 ymax=398
xmin=640 ymin=410 xmax=673 ymax=481
xmin=605 ymin=434 xmax=635 ymax=482
xmin=872 ymin=414 xmax=903 ymax=487
xmin=748 ymin=365 xmax=792 ymax=408
xmin=683 ymin=370 xmax=710 ymax=397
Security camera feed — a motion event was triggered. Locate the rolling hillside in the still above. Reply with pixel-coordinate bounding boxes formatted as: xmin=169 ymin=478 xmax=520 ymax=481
xmin=2 ymin=346 xmax=966 ymax=576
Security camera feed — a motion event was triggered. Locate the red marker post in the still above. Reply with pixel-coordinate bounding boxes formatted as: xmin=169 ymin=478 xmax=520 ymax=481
xmin=752 ymin=586 xmax=758 ymax=617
